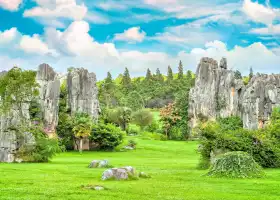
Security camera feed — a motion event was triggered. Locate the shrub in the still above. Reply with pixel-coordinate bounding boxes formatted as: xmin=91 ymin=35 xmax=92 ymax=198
xmin=127 ymin=140 xmax=137 ymax=148
xmin=169 ymin=126 xmax=183 ymax=140
xmin=140 ymin=131 xmax=166 ymax=141
xmin=127 ymin=125 xmax=141 ymax=136
xmin=198 ymin=120 xmax=280 ymax=168
xmin=217 ymin=116 xmax=243 ymax=131
xmin=207 ymin=151 xmax=264 ymax=178
xmin=17 ymin=126 xmax=61 ymax=162
xmin=145 ymin=120 xmax=161 ymax=133
xmin=107 ymin=107 xmax=132 ymax=131
xmin=89 ymin=123 xmax=125 ymax=151
xmin=132 ymin=109 xmax=154 ymax=130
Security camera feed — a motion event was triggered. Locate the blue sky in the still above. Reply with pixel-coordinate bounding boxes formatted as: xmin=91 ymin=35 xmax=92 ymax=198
xmin=0 ymin=0 xmax=279 ymax=79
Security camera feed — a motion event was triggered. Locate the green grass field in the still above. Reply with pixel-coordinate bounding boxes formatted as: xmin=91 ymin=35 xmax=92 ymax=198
xmin=1 ymin=138 xmax=280 ymax=200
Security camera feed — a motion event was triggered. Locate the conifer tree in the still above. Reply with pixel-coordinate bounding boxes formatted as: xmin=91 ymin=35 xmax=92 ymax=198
xmin=167 ymin=65 xmax=173 ymax=82
xmin=105 ymin=72 xmax=113 ymax=84
xmin=122 ymin=67 xmax=132 ymax=91
xmin=178 ymin=60 xmax=184 ymax=79
xmin=156 ymin=68 xmax=164 ymax=82
xmin=145 ymin=68 xmax=152 ymax=81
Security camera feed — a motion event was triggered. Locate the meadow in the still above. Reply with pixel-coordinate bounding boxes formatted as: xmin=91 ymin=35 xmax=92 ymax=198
xmin=1 ymin=138 xmax=280 ymax=200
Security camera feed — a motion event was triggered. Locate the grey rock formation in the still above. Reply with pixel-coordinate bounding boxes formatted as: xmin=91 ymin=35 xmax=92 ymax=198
xmin=88 ymin=159 xmax=109 ymax=168
xmin=189 ymin=57 xmax=280 ymax=130
xmin=101 ymin=166 xmax=135 ymax=180
xmin=241 ymin=74 xmax=280 ymax=129
xmin=67 ymin=68 xmax=100 ymax=120
xmin=189 ymin=57 xmax=243 ymax=128
xmin=36 ymin=64 xmax=60 ymax=135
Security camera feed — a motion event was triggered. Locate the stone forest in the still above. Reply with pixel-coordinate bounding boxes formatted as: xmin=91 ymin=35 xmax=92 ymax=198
xmin=1 ymin=57 xmax=280 ymax=199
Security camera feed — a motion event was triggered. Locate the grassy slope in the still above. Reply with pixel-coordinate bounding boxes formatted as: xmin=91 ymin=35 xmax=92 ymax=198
xmin=1 ymin=139 xmax=280 ymax=200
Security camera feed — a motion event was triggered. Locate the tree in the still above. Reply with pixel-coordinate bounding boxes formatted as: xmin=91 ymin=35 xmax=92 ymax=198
xmin=132 ymin=109 xmax=154 ymax=130
xmin=160 ymin=103 xmax=181 ymax=139
xmin=72 ymin=113 xmax=93 ymax=153
xmin=107 ymin=107 xmax=132 ymax=131
xmin=145 ymin=68 xmax=152 ymax=81
xmin=121 ymin=67 xmax=132 ymax=91
xmin=249 ymin=67 xmax=253 ymax=80
xmin=105 ymin=71 xmax=113 ymax=85
xmin=167 ymin=65 xmax=173 ymax=82
xmin=0 ymin=67 xmax=39 ymax=120
xmin=234 ymin=70 xmax=242 ymax=79
xmin=178 ymin=61 xmax=184 ymax=79
xmin=155 ymin=68 xmax=164 ymax=83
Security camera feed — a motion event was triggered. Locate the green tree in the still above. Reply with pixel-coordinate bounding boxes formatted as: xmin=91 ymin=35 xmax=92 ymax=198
xmin=121 ymin=67 xmax=132 ymax=92
xmin=234 ymin=70 xmax=242 ymax=79
xmin=107 ymin=107 xmax=132 ymax=131
xmin=105 ymin=71 xmax=113 ymax=85
xmin=145 ymin=68 xmax=152 ymax=81
xmin=0 ymin=67 xmax=39 ymax=120
xmin=167 ymin=65 xmax=173 ymax=83
xmin=132 ymin=109 xmax=154 ymax=130
xmin=178 ymin=61 xmax=184 ymax=79
xmin=155 ymin=68 xmax=164 ymax=82
xmin=72 ymin=113 xmax=93 ymax=153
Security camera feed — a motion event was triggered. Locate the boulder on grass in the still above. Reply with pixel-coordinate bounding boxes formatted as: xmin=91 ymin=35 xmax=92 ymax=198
xmin=88 ymin=160 xmax=109 ymax=168
xmin=101 ymin=166 xmax=136 ymax=180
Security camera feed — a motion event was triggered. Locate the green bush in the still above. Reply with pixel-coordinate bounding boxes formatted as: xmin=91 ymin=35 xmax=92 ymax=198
xmin=128 ymin=140 xmax=137 ymax=148
xmin=89 ymin=123 xmax=126 ymax=151
xmin=17 ymin=126 xmax=61 ymax=162
xmin=198 ymin=120 xmax=280 ymax=168
xmin=207 ymin=151 xmax=264 ymax=178
xmin=132 ymin=109 xmax=154 ymax=130
xmin=169 ymin=126 xmax=183 ymax=140
xmin=217 ymin=116 xmax=243 ymax=131
xmin=127 ymin=126 xmax=141 ymax=136
xmin=140 ymin=131 xmax=166 ymax=141
xmin=145 ymin=120 xmax=161 ymax=133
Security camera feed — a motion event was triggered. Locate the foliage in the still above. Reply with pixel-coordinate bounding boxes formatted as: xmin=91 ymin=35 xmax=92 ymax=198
xmin=140 ymin=131 xmax=167 ymax=141
xmin=217 ymin=116 xmax=243 ymax=131
xmin=0 ymin=67 xmax=39 ymax=118
xmin=207 ymin=151 xmax=264 ymax=178
xmin=198 ymin=119 xmax=280 ymax=168
xmin=132 ymin=109 xmax=154 ymax=130
xmin=107 ymin=107 xmax=132 ymax=131
xmin=17 ymin=126 xmax=61 ymax=162
xmin=89 ymin=123 xmax=125 ymax=151
xmin=234 ymin=70 xmax=242 ymax=79
xmin=29 ymin=99 xmax=42 ymax=123
xmin=145 ymin=120 xmax=161 ymax=133
xmin=160 ymin=103 xmax=181 ymax=139
xmin=167 ymin=65 xmax=173 ymax=82
xmin=127 ymin=140 xmax=137 ymax=148
xmin=178 ymin=60 xmax=184 ymax=79
xmin=249 ymin=67 xmax=254 ymax=80
xmin=127 ymin=125 xmax=141 ymax=135
xmin=243 ymin=76 xmax=250 ymax=85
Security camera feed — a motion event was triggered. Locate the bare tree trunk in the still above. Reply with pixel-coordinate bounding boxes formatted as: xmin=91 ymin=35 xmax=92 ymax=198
xmin=79 ymin=138 xmax=83 ymax=153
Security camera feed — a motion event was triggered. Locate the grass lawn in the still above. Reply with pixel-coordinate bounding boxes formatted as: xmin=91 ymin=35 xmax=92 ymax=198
xmin=1 ymin=138 xmax=280 ymax=200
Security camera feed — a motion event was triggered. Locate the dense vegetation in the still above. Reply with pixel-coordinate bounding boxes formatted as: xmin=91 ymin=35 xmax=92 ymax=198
xmin=198 ymin=113 xmax=280 ymax=169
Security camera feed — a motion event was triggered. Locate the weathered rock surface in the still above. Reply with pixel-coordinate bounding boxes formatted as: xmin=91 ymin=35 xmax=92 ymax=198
xmin=36 ymin=64 xmax=60 ymax=135
xmin=88 ymin=160 xmax=109 ymax=168
xmin=102 ymin=166 xmax=135 ymax=180
xmin=189 ymin=57 xmax=280 ymax=130
xmin=67 ymin=68 xmax=100 ymax=120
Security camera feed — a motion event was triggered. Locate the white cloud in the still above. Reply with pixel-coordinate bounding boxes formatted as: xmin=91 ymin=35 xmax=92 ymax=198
xmin=242 ymin=0 xmax=277 ymax=25
xmin=23 ymin=0 xmax=87 ymax=20
xmin=85 ymin=12 xmax=110 ymax=24
xmin=250 ymin=24 xmax=280 ymax=35
xmin=114 ymin=27 xmax=146 ymax=43
xmin=0 ymin=0 xmax=22 ymax=11
xmin=151 ymin=20 xmax=221 ymax=47
xmin=0 ymin=28 xmax=18 ymax=44
xmin=19 ymin=34 xmax=58 ymax=57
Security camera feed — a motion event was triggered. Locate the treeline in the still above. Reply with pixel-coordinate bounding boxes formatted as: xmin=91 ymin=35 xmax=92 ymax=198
xmin=98 ymin=60 xmax=195 ymax=110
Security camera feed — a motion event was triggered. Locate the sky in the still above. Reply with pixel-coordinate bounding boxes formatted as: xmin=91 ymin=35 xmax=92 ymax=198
xmin=0 ymin=0 xmax=279 ymax=79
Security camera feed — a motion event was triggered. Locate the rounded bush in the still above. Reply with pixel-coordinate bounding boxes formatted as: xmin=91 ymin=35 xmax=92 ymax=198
xmin=89 ymin=123 xmax=125 ymax=151
xmin=207 ymin=151 xmax=264 ymax=178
